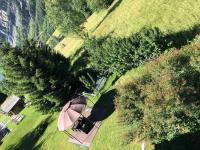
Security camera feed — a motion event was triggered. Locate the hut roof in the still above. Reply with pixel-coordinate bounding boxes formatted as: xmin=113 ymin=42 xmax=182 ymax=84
xmin=0 ymin=96 xmax=20 ymax=113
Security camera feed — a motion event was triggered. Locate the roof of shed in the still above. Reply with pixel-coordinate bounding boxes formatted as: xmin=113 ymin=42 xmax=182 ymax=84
xmin=0 ymin=96 xmax=20 ymax=113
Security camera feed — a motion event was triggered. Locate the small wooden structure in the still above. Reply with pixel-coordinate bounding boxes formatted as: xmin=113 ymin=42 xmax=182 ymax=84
xmin=0 ymin=96 xmax=24 ymax=116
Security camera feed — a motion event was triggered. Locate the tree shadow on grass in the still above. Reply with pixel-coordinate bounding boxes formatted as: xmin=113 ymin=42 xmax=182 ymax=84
xmin=155 ymin=132 xmax=200 ymax=150
xmin=89 ymin=89 xmax=116 ymax=122
xmin=32 ymin=139 xmax=46 ymax=150
xmin=92 ymin=0 xmax=123 ymax=32
xmin=6 ymin=117 xmax=53 ymax=150
xmin=166 ymin=24 xmax=200 ymax=49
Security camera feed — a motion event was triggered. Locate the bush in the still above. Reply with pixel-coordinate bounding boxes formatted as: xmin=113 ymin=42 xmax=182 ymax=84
xmin=85 ymin=27 xmax=169 ymax=76
xmin=45 ymin=0 xmax=91 ymax=35
xmin=116 ymin=47 xmax=200 ymax=144
xmin=87 ymin=0 xmax=114 ymax=11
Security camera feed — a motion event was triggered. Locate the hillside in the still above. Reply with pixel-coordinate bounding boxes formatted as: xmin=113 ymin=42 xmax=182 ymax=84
xmin=53 ymin=0 xmax=200 ymax=58
xmin=0 ymin=0 xmax=200 ymax=150
xmin=0 ymin=0 xmax=54 ymax=47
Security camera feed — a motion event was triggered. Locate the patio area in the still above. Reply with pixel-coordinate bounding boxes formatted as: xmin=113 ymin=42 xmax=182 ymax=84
xmin=68 ymin=107 xmax=106 ymax=147
xmin=57 ymin=90 xmax=116 ymax=148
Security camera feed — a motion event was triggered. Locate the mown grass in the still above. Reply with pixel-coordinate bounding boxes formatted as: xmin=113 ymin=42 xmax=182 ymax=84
xmin=52 ymin=8 xmax=109 ymax=58
xmin=54 ymin=0 xmax=200 ymax=58
xmin=54 ymin=36 xmax=84 ymax=58
xmin=2 ymin=0 xmax=200 ymax=149
xmin=0 ymin=75 xmax=148 ymax=150
xmin=51 ymin=0 xmax=118 ymax=58
xmin=46 ymin=27 xmax=63 ymax=47
xmin=94 ymin=0 xmax=200 ymax=37
xmin=0 ymin=108 xmax=50 ymax=150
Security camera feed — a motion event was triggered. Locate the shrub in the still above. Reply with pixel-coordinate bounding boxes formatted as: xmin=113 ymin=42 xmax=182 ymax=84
xmin=87 ymin=0 xmax=114 ymax=11
xmin=85 ymin=27 xmax=169 ymax=76
xmin=116 ymin=46 xmax=200 ymax=144
xmin=45 ymin=0 xmax=91 ymax=35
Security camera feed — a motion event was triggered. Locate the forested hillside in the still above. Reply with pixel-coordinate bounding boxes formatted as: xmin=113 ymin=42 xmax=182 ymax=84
xmin=0 ymin=0 xmax=54 ymax=47
xmin=15 ymin=0 xmax=55 ymax=47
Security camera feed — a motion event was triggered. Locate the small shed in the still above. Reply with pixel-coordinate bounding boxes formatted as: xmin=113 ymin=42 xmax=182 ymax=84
xmin=0 ymin=96 xmax=24 ymax=116
xmin=0 ymin=123 xmax=9 ymax=142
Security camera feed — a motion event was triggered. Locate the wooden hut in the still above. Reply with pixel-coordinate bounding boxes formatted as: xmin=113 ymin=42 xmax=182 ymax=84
xmin=0 ymin=96 xmax=24 ymax=116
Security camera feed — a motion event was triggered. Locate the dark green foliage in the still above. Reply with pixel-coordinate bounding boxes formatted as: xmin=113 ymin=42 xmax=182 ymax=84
xmin=155 ymin=132 xmax=200 ymax=150
xmin=69 ymin=48 xmax=98 ymax=92
xmin=0 ymin=42 xmax=82 ymax=111
xmin=79 ymin=73 xmax=96 ymax=91
xmin=117 ymin=47 xmax=200 ymax=144
xmin=85 ymin=27 xmax=169 ymax=76
xmin=14 ymin=0 xmax=31 ymax=47
xmin=16 ymin=25 xmax=26 ymax=48
xmin=35 ymin=0 xmax=46 ymax=33
xmin=87 ymin=0 xmax=114 ymax=11
xmin=13 ymin=0 xmax=54 ymax=45
xmin=28 ymin=0 xmax=55 ymax=43
xmin=39 ymin=17 xmax=55 ymax=43
xmin=45 ymin=0 xmax=91 ymax=35
xmin=0 ymin=92 xmax=7 ymax=104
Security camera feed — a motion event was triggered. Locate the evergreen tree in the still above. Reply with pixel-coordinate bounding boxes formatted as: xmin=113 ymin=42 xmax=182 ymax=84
xmin=0 ymin=42 xmax=80 ymax=111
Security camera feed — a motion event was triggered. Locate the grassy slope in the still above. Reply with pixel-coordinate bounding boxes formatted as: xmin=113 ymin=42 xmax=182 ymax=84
xmin=54 ymin=36 xmax=84 ymax=58
xmin=94 ymin=0 xmax=200 ymax=37
xmin=51 ymin=0 xmax=118 ymax=58
xmin=54 ymin=0 xmax=200 ymax=57
xmin=2 ymin=0 xmax=200 ymax=150
xmin=35 ymin=74 xmax=138 ymax=150
xmin=0 ymin=108 xmax=49 ymax=150
xmin=0 ymin=75 xmax=141 ymax=150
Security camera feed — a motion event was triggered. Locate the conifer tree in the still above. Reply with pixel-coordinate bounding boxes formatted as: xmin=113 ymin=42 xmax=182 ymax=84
xmin=0 ymin=42 xmax=79 ymax=111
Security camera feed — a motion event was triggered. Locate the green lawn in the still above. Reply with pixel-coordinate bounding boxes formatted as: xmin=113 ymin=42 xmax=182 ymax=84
xmin=0 ymin=108 xmax=50 ymax=150
xmin=1 ymin=75 xmax=151 ymax=150
xmin=2 ymin=0 xmax=200 ymax=149
xmin=93 ymin=0 xmax=200 ymax=37
xmin=54 ymin=36 xmax=84 ymax=58
xmin=53 ymin=0 xmax=200 ymax=58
